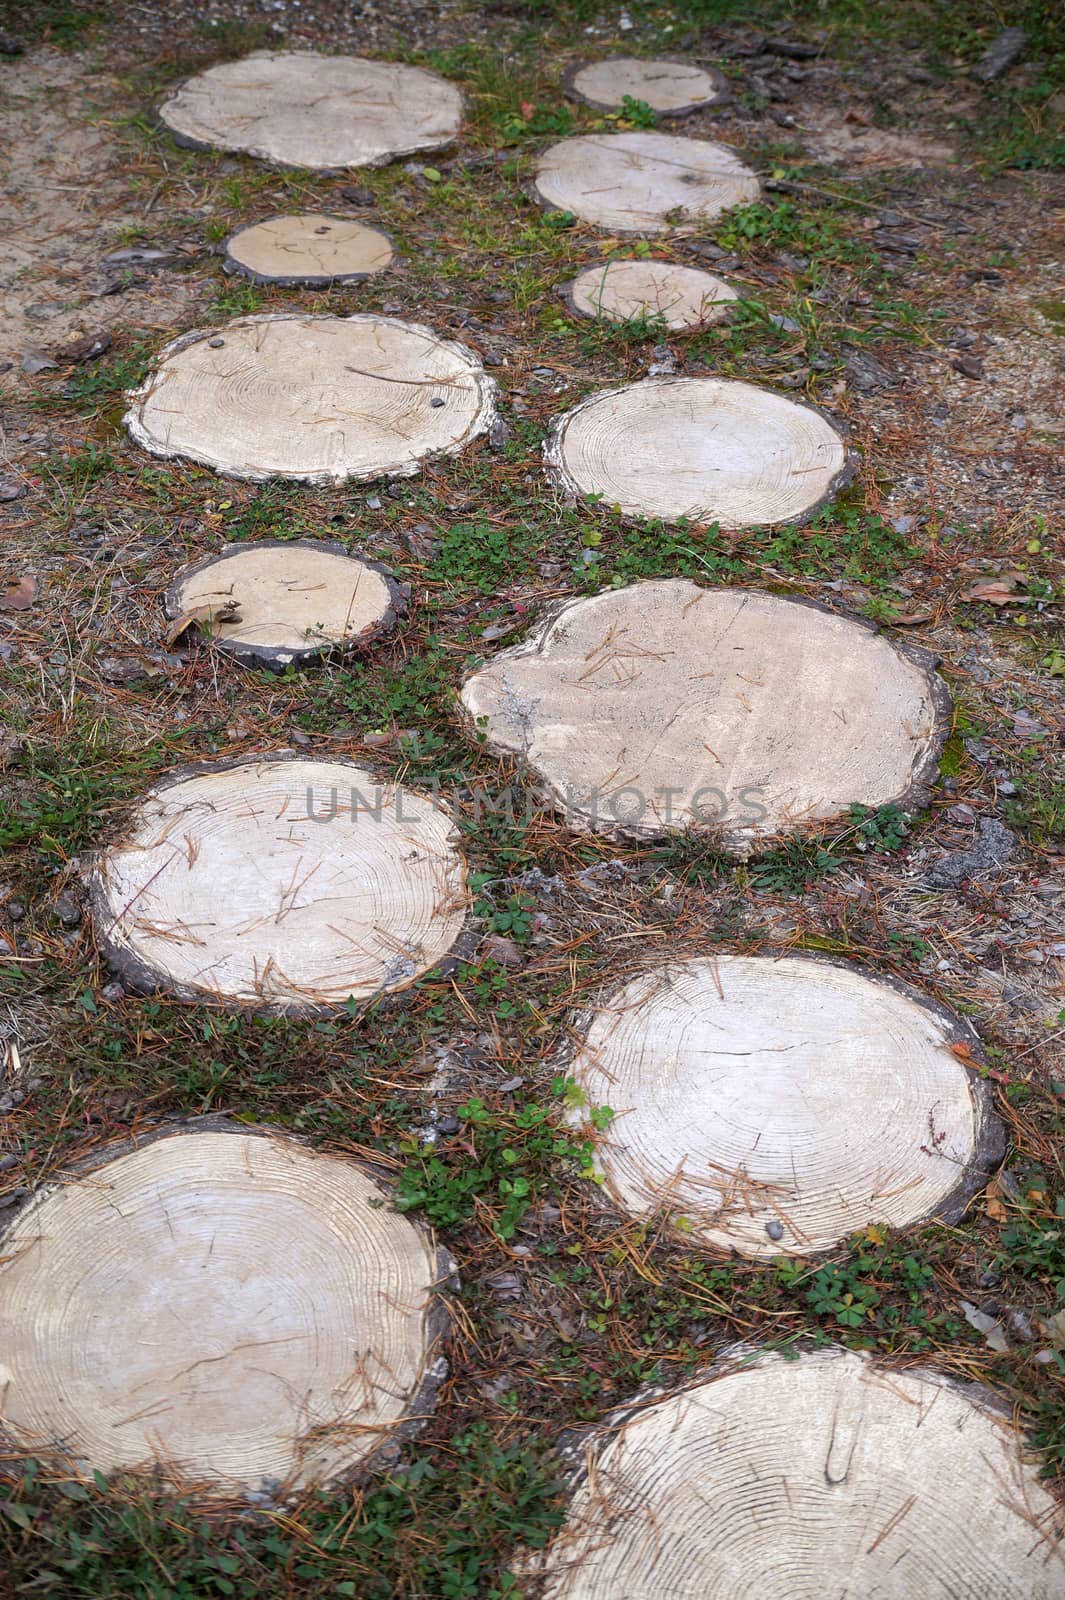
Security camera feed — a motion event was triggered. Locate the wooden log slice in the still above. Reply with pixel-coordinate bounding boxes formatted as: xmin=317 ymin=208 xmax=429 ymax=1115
xmin=224 ymin=213 xmax=394 ymax=284
xmin=0 ymin=1124 xmax=449 ymax=1497
xmin=164 ymin=540 xmax=401 ymax=669
xmin=158 ymin=51 xmax=464 ymax=171
xmin=563 ymin=56 xmax=729 ymax=116
xmin=534 ymin=1347 xmax=1065 ymax=1599
xmin=545 ymin=377 xmax=847 ymax=527
xmin=459 ymin=580 xmax=950 ymax=851
xmin=89 ymin=757 xmax=468 ymax=1011
xmin=124 ymin=314 xmax=497 ymax=484
xmin=531 ymin=131 xmax=760 ymax=233
xmin=563 ymin=260 xmax=737 ymax=330
xmin=568 ymin=954 xmax=1001 ymax=1256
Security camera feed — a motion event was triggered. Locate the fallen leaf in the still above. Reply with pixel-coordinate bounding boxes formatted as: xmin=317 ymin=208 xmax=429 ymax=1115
xmin=984 ymin=1177 xmax=1008 ymax=1223
xmin=959 ymin=1300 xmax=1009 ymax=1352
xmin=892 ymin=611 xmax=934 ymax=626
xmin=165 ymin=601 xmax=241 ymax=647
xmin=961 ymin=578 xmax=1016 ymax=605
xmin=0 ymin=575 xmax=37 ymax=611
xmin=1042 ymin=1309 xmax=1065 ymax=1349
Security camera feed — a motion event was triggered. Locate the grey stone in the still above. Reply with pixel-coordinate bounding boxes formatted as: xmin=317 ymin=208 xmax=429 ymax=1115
xmin=53 ymin=893 xmax=81 ymax=928
xmin=765 ymin=1219 xmax=785 ymax=1240
xmin=845 ymin=350 xmax=891 ymax=393
xmin=929 ymin=818 xmax=1016 ymax=888
xmin=973 ymin=27 xmax=1027 ymax=83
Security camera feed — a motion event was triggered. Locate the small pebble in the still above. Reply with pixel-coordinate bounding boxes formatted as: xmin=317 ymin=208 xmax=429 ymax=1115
xmin=765 ymin=1219 xmax=785 ymax=1240
xmin=430 ymin=396 xmax=445 ymax=408
xmin=208 ymin=337 xmax=225 ymax=348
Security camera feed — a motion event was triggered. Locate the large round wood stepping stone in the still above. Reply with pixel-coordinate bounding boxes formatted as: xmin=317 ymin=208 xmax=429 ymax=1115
xmin=0 ymin=1126 xmax=448 ymax=1496
xmin=546 ymin=377 xmax=847 ymax=527
xmin=158 ymin=52 xmax=464 ymax=170
xmin=89 ymin=758 xmax=467 ymax=1010
xmin=535 ymin=1347 xmax=1065 ymax=1598
xmin=460 ymin=580 xmax=948 ymax=850
xmin=165 ymin=540 xmax=401 ymax=669
xmin=563 ymin=56 xmax=728 ymax=116
xmin=563 ymin=259 xmax=737 ymax=330
xmin=124 ymin=314 xmax=496 ymax=483
xmin=224 ymin=213 xmax=394 ymax=284
xmin=569 ymin=955 xmax=999 ymax=1256
xmin=531 ymin=132 xmax=759 ymax=233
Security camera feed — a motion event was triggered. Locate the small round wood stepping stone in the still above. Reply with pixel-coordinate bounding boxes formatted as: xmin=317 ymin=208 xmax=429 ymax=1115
xmin=534 ymin=1347 xmax=1065 ymax=1598
xmin=459 ymin=580 xmax=949 ymax=851
xmin=224 ymin=214 xmax=394 ymax=284
xmin=158 ymin=51 xmax=464 ymax=170
xmin=545 ymin=377 xmax=847 ymax=527
xmin=0 ymin=1126 xmax=448 ymax=1496
xmin=89 ymin=757 xmax=467 ymax=1010
xmin=165 ymin=540 xmax=401 ymax=669
xmin=569 ymin=954 xmax=1000 ymax=1256
xmin=563 ymin=259 xmax=737 ymax=330
xmin=124 ymin=314 xmax=497 ymax=484
xmin=563 ymin=56 xmax=728 ymax=116
xmin=531 ymin=131 xmax=759 ymax=233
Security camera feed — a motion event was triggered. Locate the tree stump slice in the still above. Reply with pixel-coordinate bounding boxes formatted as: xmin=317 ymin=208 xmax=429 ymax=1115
xmin=563 ymin=56 xmax=728 ymax=116
xmin=569 ymin=954 xmax=1001 ymax=1256
xmin=124 ymin=314 xmax=496 ymax=484
xmin=459 ymin=580 xmax=949 ymax=851
xmin=545 ymin=377 xmax=847 ymax=527
xmin=158 ymin=52 xmax=464 ymax=170
xmin=563 ymin=260 xmax=737 ymax=330
xmin=531 ymin=131 xmax=759 ymax=233
xmin=224 ymin=214 xmax=394 ymax=284
xmin=535 ymin=1347 xmax=1065 ymax=1599
xmin=89 ymin=757 xmax=468 ymax=1011
xmin=0 ymin=1126 xmax=448 ymax=1498
xmin=165 ymin=540 xmax=401 ymax=669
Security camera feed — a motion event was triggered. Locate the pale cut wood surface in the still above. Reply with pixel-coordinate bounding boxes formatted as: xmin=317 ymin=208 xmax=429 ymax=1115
xmin=532 ymin=131 xmax=760 ymax=232
xmin=0 ymin=1130 xmax=444 ymax=1496
xmin=159 ymin=51 xmax=464 ymax=170
xmin=546 ymin=377 xmax=846 ymax=526
xmin=565 ymin=56 xmax=727 ymax=114
xmin=570 ymin=954 xmax=995 ymax=1256
xmin=536 ymin=1347 xmax=1065 ymax=1599
xmin=125 ymin=314 xmax=496 ymax=483
xmin=460 ymin=580 xmax=947 ymax=850
xmin=91 ymin=758 xmax=468 ymax=1009
xmin=225 ymin=214 xmax=394 ymax=283
xmin=565 ymin=260 xmax=737 ymax=330
xmin=167 ymin=541 xmax=398 ymax=667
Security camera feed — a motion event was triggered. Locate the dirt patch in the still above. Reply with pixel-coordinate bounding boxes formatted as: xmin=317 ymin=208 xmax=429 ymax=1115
xmin=0 ymin=50 xmax=206 ymax=386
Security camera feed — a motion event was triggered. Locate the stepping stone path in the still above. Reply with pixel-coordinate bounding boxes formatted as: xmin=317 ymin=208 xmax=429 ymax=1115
xmin=165 ymin=539 xmax=401 ymax=670
xmin=533 ymin=1347 xmax=1065 ymax=1598
xmin=562 ymin=56 xmax=729 ymax=115
xmin=223 ymin=214 xmax=394 ymax=285
xmin=0 ymin=1127 xmax=447 ymax=1496
xmin=2 ymin=30 xmax=1048 ymax=1569
xmin=90 ymin=758 xmax=467 ymax=1010
xmin=531 ymin=131 xmax=760 ymax=232
xmin=567 ymin=954 xmax=1000 ymax=1256
xmin=124 ymin=314 xmax=496 ymax=483
xmin=158 ymin=51 xmax=464 ymax=170
xmin=563 ymin=259 xmax=737 ymax=330
xmin=460 ymin=580 xmax=948 ymax=848
xmin=546 ymin=376 xmax=848 ymax=526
